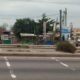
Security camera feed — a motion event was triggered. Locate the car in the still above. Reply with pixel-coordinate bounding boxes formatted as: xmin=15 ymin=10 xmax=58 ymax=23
xmin=76 ymin=37 xmax=80 ymax=46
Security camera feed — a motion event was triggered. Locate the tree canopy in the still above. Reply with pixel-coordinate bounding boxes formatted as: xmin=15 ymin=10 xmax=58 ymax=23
xmin=12 ymin=14 xmax=55 ymax=40
xmin=12 ymin=18 xmax=36 ymax=39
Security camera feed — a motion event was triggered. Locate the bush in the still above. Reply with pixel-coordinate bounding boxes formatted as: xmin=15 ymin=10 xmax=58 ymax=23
xmin=56 ymin=41 xmax=76 ymax=53
xmin=16 ymin=45 xmax=29 ymax=48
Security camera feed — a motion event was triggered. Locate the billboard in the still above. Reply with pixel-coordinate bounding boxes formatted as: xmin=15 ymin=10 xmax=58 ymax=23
xmin=61 ymin=27 xmax=70 ymax=33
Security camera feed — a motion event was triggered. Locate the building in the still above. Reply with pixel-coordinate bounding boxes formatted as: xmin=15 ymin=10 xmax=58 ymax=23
xmin=72 ymin=28 xmax=80 ymax=39
xmin=0 ymin=27 xmax=6 ymax=43
xmin=56 ymin=26 xmax=71 ymax=41
xmin=1 ymin=31 xmax=12 ymax=44
xmin=20 ymin=33 xmax=36 ymax=44
xmin=61 ymin=27 xmax=71 ymax=40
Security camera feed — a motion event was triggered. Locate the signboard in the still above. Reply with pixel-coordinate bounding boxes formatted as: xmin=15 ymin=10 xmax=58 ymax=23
xmin=61 ymin=27 xmax=70 ymax=33
xmin=3 ymin=40 xmax=11 ymax=44
xmin=1 ymin=35 xmax=9 ymax=40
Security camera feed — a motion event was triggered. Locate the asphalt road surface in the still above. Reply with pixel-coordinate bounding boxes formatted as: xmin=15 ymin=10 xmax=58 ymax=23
xmin=0 ymin=56 xmax=80 ymax=80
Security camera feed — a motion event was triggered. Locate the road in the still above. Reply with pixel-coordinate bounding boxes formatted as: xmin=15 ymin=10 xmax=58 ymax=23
xmin=0 ymin=56 xmax=80 ymax=80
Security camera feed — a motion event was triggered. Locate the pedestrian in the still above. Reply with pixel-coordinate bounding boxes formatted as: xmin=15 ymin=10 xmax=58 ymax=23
xmin=62 ymin=35 xmax=65 ymax=41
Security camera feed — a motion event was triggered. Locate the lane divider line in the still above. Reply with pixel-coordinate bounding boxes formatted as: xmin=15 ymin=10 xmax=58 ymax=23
xmin=51 ymin=57 xmax=69 ymax=68
xmin=51 ymin=57 xmax=60 ymax=62
xmin=6 ymin=61 xmax=11 ymax=68
xmin=3 ymin=56 xmax=17 ymax=79
xmin=60 ymin=62 xmax=69 ymax=68
xmin=51 ymin=57 xmax=76 ymax=71
xmin=11 ymin=73 xmax=16 ymax=79
xmin=10 ymin=70 xmax=16 ymax=79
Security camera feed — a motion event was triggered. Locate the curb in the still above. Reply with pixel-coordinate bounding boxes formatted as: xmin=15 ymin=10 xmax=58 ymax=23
xmin=0 ymin=52 xmax=80 ymax=57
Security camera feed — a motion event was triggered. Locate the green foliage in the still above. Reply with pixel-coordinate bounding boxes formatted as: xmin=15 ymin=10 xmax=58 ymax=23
xmin=16 ymin=45 xmax=29 ymax=48
xmin=56 ymin=41 xmax=76 ymax=53
xmin=12 ymin=18 xmax=36 ymax=40
xmin=12 ymin=14 xmax=55 ymax=40
xmin=37 ymin=13 xmax=54 ymax=34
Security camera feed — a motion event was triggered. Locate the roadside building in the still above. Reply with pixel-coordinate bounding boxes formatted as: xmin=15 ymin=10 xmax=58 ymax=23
xmin=20 ymin=32 xmax=54 ymax=45
xmin=61 ymin=27 xmax=71 ymax=41
xmin=44 ymin=32 xmax=54 ymax=45
xmin=55 ymin=27 xmax=71 ymax=41
xmin=0 ymin=27 xmax=6 ymax=43
xmin=1 ymin=31 xmax=12 ymax=44
xmin=10 ymin=32 xmax=18 ymax=44
xmin=72 ymin=28 xmax=80 ymax=39
xmin=20 ymin=33 xmax=36 ymax=44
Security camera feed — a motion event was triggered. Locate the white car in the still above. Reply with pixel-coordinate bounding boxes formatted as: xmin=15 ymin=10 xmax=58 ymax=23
xmin=76 ymin=37 xmax=80 ymax=46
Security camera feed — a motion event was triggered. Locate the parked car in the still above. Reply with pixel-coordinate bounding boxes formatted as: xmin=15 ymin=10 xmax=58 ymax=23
xmin=76 ymin=37 xmax=80 ymax=46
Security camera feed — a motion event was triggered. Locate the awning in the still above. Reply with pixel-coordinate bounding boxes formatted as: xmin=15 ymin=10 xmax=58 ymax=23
xmin=20 ymin=33 xmax=36 ymax=37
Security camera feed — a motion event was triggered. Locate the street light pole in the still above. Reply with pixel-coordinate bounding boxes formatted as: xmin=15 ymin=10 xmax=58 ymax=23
xmin=43 ymin=21 xmax=47 ymax=43
xmin=60 ymin=10 xmax=62 ymax=41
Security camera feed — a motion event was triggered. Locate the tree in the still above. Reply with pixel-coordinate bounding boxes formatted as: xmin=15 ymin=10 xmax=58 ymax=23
xmin=36 ymin=13 xmax=54 ymax=34
xmin=12 ymin=18 xmax=36 ymax=40
xmin=12 ymin=14 xmax=55 ymax=40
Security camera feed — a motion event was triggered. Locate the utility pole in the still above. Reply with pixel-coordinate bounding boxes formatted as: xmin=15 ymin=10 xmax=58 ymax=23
xmin=70 ymin=22 xmax=73 ymax=40
xmin=60 ymin=10 xmax=62 ymax=41
xmin=64 ymin=8 xmax=67 ymax=26
xmin=53 ymin=21 xmax=56 ymax=32
xmin=62 ymin=12 xmax=65 ymax=26
xmin=43 ymin=21 xmax=47 ymax=43
xmin=53 ymin=21 xmax=56 ymax=41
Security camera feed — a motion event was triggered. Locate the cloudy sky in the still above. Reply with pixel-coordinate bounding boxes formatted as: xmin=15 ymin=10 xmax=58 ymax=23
xmin=0 ymin=0 xmax=80 ymax=29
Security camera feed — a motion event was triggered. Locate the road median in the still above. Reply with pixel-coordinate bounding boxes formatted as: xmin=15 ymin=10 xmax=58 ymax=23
xmin=0 ymin=44 xmax=79 ymax=57
xmin=0 ymin=51 xmax=80 ymax=57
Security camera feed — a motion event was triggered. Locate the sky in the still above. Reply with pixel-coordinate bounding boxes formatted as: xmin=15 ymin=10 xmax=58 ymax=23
xmin=0 ymin=0 xmax=80 ymax=29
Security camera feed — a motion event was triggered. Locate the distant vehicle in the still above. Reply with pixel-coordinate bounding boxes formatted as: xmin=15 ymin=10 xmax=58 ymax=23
xmin=76 ymin=37 xmax=80 ymax=46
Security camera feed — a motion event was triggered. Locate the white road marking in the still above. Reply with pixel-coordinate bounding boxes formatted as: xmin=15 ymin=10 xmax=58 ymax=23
xmin=60 ymin=62 xmax=69 ymax=68
xmin=51 ymin=57 xmax=76 ymax=71
xmin=51 ymin=57 xmax=60 ymax=62
xmin=4 ymin=56 xmax=17 ymax=79
xmin=6 ymin=61 xmax=11 ymax=67
xmin=11 ymin=74 xmax=16 ymax=79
